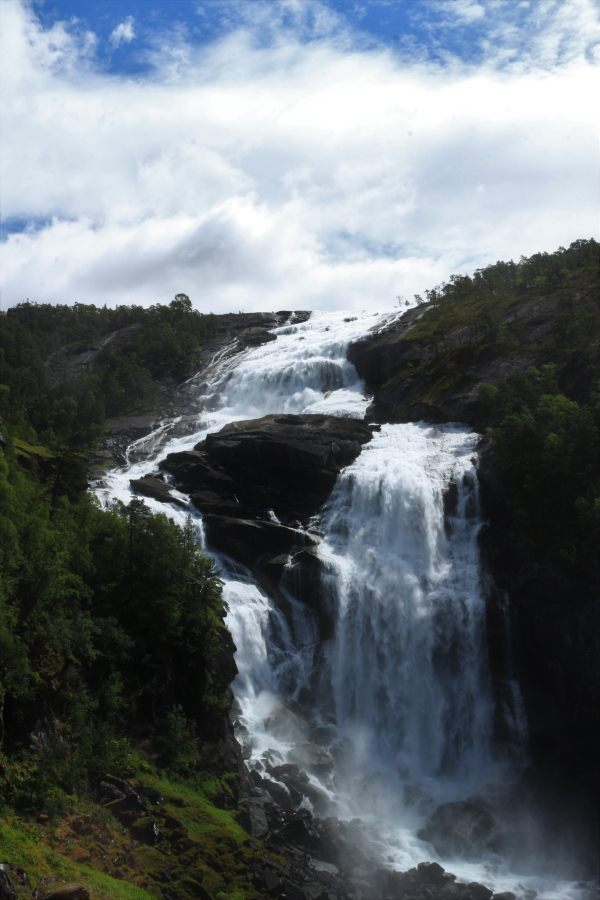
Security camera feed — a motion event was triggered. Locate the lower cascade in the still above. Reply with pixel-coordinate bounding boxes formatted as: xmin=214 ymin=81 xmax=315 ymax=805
xmin=97 ymin=309 xmax=589 ymax=900
xmin=322 ymin=424 xmax=491 ymax=783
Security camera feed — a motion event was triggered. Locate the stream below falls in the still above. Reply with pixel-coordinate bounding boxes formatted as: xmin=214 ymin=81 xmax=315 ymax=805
xmin=94 ymin=309 xmax=593 ymax=900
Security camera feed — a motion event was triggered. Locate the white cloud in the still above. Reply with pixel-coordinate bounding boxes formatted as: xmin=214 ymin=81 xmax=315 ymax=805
xmin=447 ymin=1 xmax=485 ymax=25
xmin=0 ymin=0 xmax=598 ymax=313
xmin=429 ymin=0 xmax=600 ymax=70
xmin=109 ymin=16 xmax=135 ymax=48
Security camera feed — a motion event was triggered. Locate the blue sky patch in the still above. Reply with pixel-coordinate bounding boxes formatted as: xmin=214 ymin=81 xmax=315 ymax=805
xmin=31 ymin=0 xmax=540 ymax=75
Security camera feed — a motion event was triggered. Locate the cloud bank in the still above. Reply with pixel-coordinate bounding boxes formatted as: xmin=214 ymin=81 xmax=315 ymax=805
xmin=0 ymin=0 xmax=598 ymax=312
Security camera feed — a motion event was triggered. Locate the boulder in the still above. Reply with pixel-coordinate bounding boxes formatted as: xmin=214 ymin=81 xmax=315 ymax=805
xmin=288 ymin=777 xmax=331 ymax=815
xmin=202 ymin=516 xmax=311 ymax=565
xmin=130 ymin=817 xmax=160 ymax=845
xmin=189 ymin=490 xmax=251 ymax=519
xmin=416 ymin=861 xmax=450 ymax=886
xmin=288 ymin=742 xmax=334 ymax=774
xmin=33 ymin=879 xmax=64 ymax=900
xmin=263 ymin=701 xmax=308 ymax=743
xmin=130 ymin=476 xmax=188 ymax=508
xmin=258 ymin=553 xmax=291 ymax=582
xmin=262 ymin=748 xmax=284 ymax=765
xmin=260 ymin=871 xmax=281 ymax=895
xmin=238 ymin=796 xmax=269 ymax=839
xmin=200 ymin=414 xmax=372 ymax=489
xmin=99 ymin=781 xmax=126 ymax=801
xmin=463 ymin=884 xmax=493 ymax=900
xmin=269 ymin=763 xmax=301 ymax=780
xmin=159 ymin=415 xmax=375 ymax=544
xmin=376 ymin=864 xmax=494 ymax=900
xmin=254 ymin=774 xmax=297 ymax=810
xmin=279 ymin=809 xmax=324 ymax=854
xmin=417 ymin=801 xmax=500 ymax=858
xmin=280 ymin=879 xmax=306 ymax=900
xmin=44 ymin=886 xmax=89 ymax=900
xmin=102 ymin=792 xmax=146 ymax=816
xmin=160 ymin=450 xmax=234 ymax=489
xmin=137 ymin=785 xmax=164 ymax=805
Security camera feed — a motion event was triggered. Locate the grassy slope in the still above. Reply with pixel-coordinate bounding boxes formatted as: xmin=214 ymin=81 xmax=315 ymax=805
xmin=0 ymin=767 xmax=277 ymax=900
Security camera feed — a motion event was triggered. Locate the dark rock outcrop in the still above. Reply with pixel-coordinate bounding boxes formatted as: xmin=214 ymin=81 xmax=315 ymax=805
xmin=346 ymin=304 xmax=482 ymax=424
xmin=477 ymin=442 xmax=600 ymax=879
xmin=0 ymin=870 xmax=17 ymax=900
xmin=160 ymin=414 xmax=374 ymax=565
xmin=198 ymin=414 xmax=372 ymax=500
xmin=202 ymin=515 xmax=317 ymax=566
xmin=129 ymin=474 xmax=188 ymax=508
xmin=288 ymin=742 xmax=334 ymax=775
xmin=39 ymin=886 xmax=89 ymax=900
xmin=417 ymin=801 xmax=502 ymax=859
xmin=348 ymin=287 xmax=598 ymax=427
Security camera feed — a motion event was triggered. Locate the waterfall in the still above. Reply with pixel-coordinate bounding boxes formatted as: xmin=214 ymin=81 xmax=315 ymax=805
xmin=320 ymin=423 xmax=492 ymax=783
xmin=94 ymin=308 xmax=582 ymax=899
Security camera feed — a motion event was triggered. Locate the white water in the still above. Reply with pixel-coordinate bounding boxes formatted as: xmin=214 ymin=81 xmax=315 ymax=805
xmin=94 ymin=309 xmax=589 ymax=900
xmin=321 ymin=423 xmax=491 ymax=782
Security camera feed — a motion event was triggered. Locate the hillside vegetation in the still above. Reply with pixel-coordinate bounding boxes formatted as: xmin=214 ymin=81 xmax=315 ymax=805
xmin=0 ymin=437 xmax=283 ymax=899
xmin=0 ymin=442 xmax=232 ymax=789
xmin=0 ymin=296 xmax=220 ymax=444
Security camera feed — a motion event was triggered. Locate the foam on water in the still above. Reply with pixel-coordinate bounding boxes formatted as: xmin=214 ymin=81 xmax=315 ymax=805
xmin=94 ymin=308 xmax=590 ymax=900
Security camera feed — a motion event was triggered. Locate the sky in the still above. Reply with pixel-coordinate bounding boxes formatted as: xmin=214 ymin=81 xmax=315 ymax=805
xmin=0 ymin=0 xmax=598 ymax=314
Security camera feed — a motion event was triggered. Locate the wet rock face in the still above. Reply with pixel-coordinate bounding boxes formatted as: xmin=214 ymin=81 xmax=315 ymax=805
xmin=477 ymin=441 xmax=600 ymax=878
xmin=160 ymin=414 xmax=374 ymax=565
xmin=0 ymin=869 xmax=17 ymax=900
xmin=238 ymin=798 xmax=499 ymax=900
xmin=201 ymin=414 xmax=370 ymax=485
xmin=417 ymin=801 xmax=502 ymax=859
xmin=345 ymin=305 xmax=478 ymax=425
xmin=129 ymin=474 xmax=188 ymax=508
xmin=201 ymin=515 xmax=317 ymax=567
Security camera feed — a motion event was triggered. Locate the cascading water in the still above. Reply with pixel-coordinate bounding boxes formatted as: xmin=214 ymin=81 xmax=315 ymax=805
xmin=94 ymin=309 xmax=587 ymax=900
xmin=320 ymin=424 xmax=492 ymax=784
